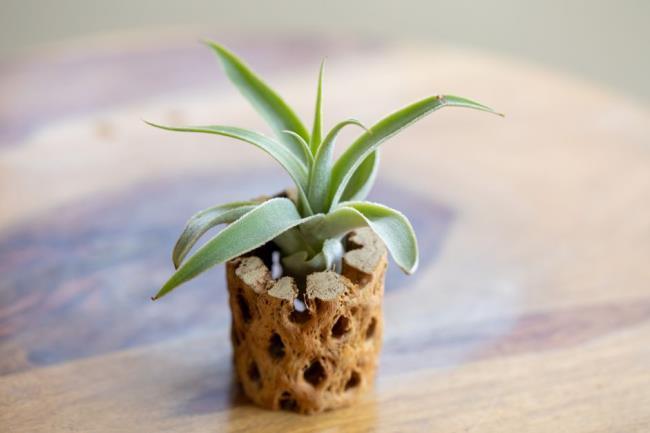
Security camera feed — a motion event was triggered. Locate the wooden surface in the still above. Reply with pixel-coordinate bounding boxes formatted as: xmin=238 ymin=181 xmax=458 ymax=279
xmin=1 ymin=33 xmax=649 ymax=432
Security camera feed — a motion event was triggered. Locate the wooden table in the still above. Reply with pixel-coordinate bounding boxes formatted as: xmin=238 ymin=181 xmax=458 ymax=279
xmin=1 ymin=33 xmax=649 ymax=432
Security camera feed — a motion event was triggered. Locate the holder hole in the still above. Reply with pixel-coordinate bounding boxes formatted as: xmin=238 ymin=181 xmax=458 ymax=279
xmin=278 ymin=391 xmax=299 ymax=412
xmin=303 ymin=360 xmax=327 ymax=387
xmin=247 ymin=361 xmax=260 ymax=383
xmin=345 ymin=371 xmax=361 ymax=390
xmin=237 ymin=293 xmax=251 ymax=323
xmin=365 ymin=317 xmax=377 ymax=339
xmin=331 ymin=316 xmax=351 ymax=338
xmin=268 ymin=333 xmax=286 ymax=360
xmin=289 ymin=298 xmax=312 ymax=324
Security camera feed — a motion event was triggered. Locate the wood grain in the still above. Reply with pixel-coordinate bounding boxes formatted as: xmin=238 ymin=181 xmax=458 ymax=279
xmin=1 ymin=33 xmax=649 ymax=432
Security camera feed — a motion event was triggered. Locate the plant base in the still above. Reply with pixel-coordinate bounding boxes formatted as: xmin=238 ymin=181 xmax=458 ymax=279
xmin=226 ymin=228 xmax=387 ymax=414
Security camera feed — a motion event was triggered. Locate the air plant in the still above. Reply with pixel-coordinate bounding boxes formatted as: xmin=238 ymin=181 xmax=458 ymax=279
xmin=148 ymin=41 xmax=500 ymax=300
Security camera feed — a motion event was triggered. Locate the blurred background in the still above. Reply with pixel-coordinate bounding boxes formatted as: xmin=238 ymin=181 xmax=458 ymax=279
xmin=2 ymin=0 xmax=649 ymax=102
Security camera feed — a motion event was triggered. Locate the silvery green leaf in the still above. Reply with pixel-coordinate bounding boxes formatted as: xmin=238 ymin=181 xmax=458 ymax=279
xmin=172 ymin=201 xmax=259 ymax=269
xmin=144 ymin=121 xmax=313 ymax=215
xmin=310 ymin=60 xmax=325 ymax=153
xmin=319 ymin=237 xmax=345 ymax=270
xmin=272 ymin=228 xmax=303 ymax=255
xmin=281 ymin=250 xmax=310 ymax=277
xmin=327 ymin=95 xmax=502 ymax=209
xmin=282 ymin=238 xmax=343 ymax=277
xmin=206 ymin=41 xmax=311 ymax=164
xmin=282 ymin=130 xmax=313 ymax=166
xmin=314 ymin=201 xmax=419 ymax=274
xmin=340 ymin=150 xmax=379 ymax=202
xmin=153 ymin=198 xmax=308 ymax=300
xmin=308 ymin=119 xmax=367 ymax=213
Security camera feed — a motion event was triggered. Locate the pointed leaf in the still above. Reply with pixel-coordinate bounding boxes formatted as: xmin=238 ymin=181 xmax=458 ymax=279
xmin=272 ymin=226 xmax=312 ymax=256
xmin=282 ymin=238 xmax=343 ymax=277
xmin=281 ymin=250 xmax=310 ymax=276
xmin=310 ymin=60 xmax=325 ymax=153
xmin=327 ymin=95 xmax=502 ymax=209
xmin=344 ymin=201 xmax=418 ymax=273
xmin=153 ymin=198 xmax=308 ymax=300
xmin=319 ymin=237 xmax=345 ymax=270
xmin=282 ymin=130 xmax=313 ymax=166
xmin=206 ymin=41 xmax=311 ymax=163
xmin=308 ymin=119 xmax=367 ymax=213
xmin=172 ymin=201 xmax=259 ymax=268
xmin=307 ymin=201 xmax=418 ymax=274
xmin=145 ymin=121 xmax=313 ymax=215
xmin=340 ymin=150 xmax=379 ymax=202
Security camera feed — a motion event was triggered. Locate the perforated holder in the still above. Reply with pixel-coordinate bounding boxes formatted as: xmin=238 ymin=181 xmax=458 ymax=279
xmin=226 ymin=228 xmax=387 ymax=414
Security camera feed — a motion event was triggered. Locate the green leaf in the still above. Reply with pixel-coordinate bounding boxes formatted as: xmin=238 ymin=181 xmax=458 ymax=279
xmin=282 ymin=238 xmax=343 ymax=277
xmin=340 ymin=150 xmax=379 ymax=202
xmin=327 ymin=95 xmax=502 ymax=209
xmin=205 ymin=41 xmax=311 ymax=164
xmin=282 ymin=130 xmax=313 ymax=166
xmin=307 ymin=201 xmax=419 ymax=274
xmin=344 ymin=201 xmax=418 ymax=273
xmin=310 ymin=59 xmax=325 ymax=154
xmin=172 ymin=201 xmax=259 ymax=269
xmin=319 ymin=237 xmax=345 ymax=269
xmin=272 ymin=226 xmax=313 ymax=256
xmin=153 ymin=198 xmax=308 ymax=300
xmin=308 ymin=119 xmax=367 ymax=213
xmin=144 ymin=121 xmax=313 ymax=215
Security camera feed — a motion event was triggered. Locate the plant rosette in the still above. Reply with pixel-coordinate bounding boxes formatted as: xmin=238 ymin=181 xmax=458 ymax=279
xmin=148 ymin=42 xmax=501 ymax=414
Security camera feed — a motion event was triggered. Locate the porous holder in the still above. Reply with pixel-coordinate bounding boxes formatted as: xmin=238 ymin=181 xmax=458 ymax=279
xmin=226 ymin=228 xmax=387 ymax=414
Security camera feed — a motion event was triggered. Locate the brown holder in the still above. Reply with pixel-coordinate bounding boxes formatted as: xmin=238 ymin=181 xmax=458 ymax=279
xmin=226 ymin=228 xmax=387 ymax=414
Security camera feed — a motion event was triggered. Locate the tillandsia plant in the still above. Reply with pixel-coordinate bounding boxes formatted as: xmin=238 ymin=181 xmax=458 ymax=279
xmin=148 ymin=41 xmax=501 ymax=300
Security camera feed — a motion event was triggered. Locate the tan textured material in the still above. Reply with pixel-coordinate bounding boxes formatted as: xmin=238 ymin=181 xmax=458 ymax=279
xmin=226 ymin=228 xmax=388 ymax=414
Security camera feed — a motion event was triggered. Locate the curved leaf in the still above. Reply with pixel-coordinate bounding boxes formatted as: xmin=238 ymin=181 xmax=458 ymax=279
xmin=172 ymin=201 xmax=259 ymax=268
xmin=153 ymin=198 xmax=308 ymax=300
xmin=308 ymin=119 xmax=367 ymax=213
xmin=282 ymin=238 xmax=343 ymax=277
xmin=144 ymin=121 xmax=313 ymax=215
xmin=206 ymin=41 xmax=311 ymax=164
xmin=327 ymin=95 xmax=502 ymax=209
xmin=272 ymin=226 xmax=313 ymax=256
xmin=306 ymin=201 xmax=418 ymax=274
xmin=340 ymin=150 xmax=379 ymax=202
xmin=282 ymin=130 xmax=313 ymax=166
xmin=310 ymin=59 xmax=325 ymax=153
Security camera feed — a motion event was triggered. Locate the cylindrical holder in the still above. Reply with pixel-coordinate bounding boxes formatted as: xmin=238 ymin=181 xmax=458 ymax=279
xmin=226 ymin=228 xmax=387 ymax=414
